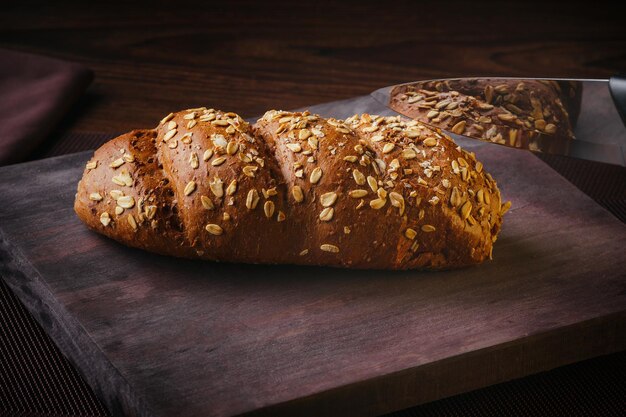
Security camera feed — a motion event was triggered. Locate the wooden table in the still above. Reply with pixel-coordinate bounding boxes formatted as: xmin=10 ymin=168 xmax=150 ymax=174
xmin=3 ymin=0 xmax=625 ymax=134
xmin=1 ymin=1 xmax=625 ymax=416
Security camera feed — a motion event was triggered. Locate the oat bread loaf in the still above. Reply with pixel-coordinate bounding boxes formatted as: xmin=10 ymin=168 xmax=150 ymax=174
xmin=74 ymin=108 xmax=510 ymax=269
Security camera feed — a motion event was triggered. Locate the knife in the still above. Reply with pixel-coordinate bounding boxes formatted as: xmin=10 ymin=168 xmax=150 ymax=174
xmin=371 ymin=77 xmax=626 ymax=166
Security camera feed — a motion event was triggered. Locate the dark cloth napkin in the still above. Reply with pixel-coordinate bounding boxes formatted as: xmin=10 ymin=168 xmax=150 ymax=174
xmin=0 ymin=48 xmax=93 ymax=166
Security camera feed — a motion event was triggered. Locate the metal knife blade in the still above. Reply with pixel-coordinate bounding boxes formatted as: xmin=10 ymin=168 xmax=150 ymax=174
xmin=371 ymin=78 xmax=626 ymax=166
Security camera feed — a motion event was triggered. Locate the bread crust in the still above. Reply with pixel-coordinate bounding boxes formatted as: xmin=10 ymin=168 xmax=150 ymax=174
xmin=75 ymin=108 xmax=508 ymax=269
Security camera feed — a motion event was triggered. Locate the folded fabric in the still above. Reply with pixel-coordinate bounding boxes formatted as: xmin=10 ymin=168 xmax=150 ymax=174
xmin=0 ymin=48 xmax=93 ymax=166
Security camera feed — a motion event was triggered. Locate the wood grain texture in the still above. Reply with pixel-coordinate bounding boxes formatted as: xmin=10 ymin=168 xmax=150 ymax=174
xmin=1 ymin=0 xmax=625 ymax=136
xmin=0 ymin=99 xmax=625 ymax=416
xmin=1 ymin=2 xmax=626 ymax=416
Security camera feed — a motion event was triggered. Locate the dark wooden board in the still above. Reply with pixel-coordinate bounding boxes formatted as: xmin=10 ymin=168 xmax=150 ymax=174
xmin=1 ymin=97 xmax=626 ymax=417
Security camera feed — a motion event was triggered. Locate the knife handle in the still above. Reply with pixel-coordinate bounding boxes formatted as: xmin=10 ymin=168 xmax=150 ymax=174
xmin=609 ymin=75 xmax=626 ymax=127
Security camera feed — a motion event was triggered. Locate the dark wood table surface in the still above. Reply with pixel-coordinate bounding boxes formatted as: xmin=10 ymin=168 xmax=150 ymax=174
xmin=3 ymin=0 xmax=626 ymax=134
xmin=1 ymin=1 xmax=625 ymax=416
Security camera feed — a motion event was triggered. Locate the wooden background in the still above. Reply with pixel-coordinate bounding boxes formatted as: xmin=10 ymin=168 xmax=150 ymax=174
xmin=1 ymin=1 xmax=626 ymax=416
xmin=1 ymin=0 xmax=625 ymax=135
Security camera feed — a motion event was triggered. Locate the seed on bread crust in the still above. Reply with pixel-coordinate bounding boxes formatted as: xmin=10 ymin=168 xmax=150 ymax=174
xmin=320 ymin=244 xmax=339 ymax=253
xmin=100 ymin=212 xmax=111 ymax=227
xmin=205 ymin=224 xmax=223 ymax=235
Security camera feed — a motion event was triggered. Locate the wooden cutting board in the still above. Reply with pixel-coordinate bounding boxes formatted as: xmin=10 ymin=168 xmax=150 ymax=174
xmin=1 ymin=96 xmax=625 ymax=417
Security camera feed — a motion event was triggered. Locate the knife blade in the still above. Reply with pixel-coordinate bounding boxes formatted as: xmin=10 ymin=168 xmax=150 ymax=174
xmin=371 ymin=77 xmax=626 ymax=166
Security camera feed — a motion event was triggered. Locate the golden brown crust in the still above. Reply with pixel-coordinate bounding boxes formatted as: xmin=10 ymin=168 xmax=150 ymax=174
xmin=346 ymin=113 xmax=504 ymax=268
xmin=74 ymin=107 xmax=509 ymax=270
xmin=74 ymin=129 xmax=196 ymax=258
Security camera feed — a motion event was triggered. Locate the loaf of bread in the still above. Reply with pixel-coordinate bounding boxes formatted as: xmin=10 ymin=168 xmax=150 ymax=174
xmin=74 ymin=108 xmax=510 ymax=269
xmin=389 ymin=79 xmax=582 ymax=151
